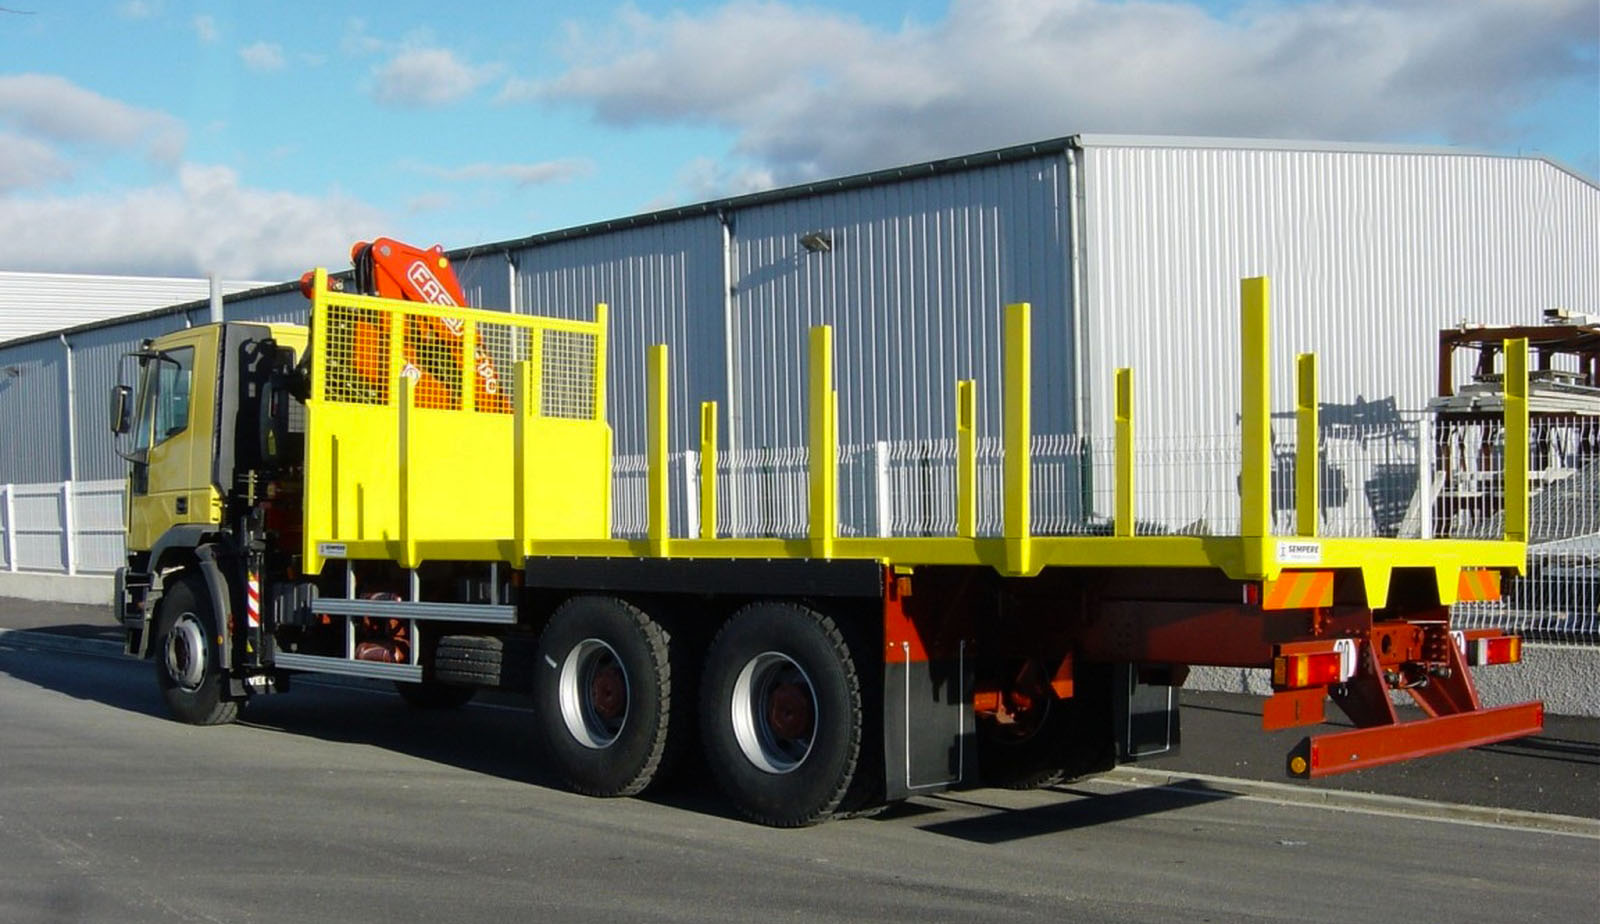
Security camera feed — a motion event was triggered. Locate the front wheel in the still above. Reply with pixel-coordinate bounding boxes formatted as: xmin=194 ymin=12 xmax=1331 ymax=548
xmin=699 ymin=602 xmax=864 ymax=827
xmin=153 ymin=573 xmax=241 ymax=726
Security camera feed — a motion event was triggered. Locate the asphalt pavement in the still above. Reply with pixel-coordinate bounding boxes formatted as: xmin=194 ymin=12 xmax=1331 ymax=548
xmin=2 ymin=594 xmax=1595 ymax=823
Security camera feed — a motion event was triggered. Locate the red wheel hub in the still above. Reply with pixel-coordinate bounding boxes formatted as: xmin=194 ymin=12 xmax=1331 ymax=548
xmin=590 ymin=664 xmax=625 ymax=719
xmin=766 ymin=681 xmax=814 ymax=740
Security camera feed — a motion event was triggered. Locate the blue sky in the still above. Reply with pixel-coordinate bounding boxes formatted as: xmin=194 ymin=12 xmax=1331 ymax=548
xmin=1 ymin=0 xmax=1595 ymax=280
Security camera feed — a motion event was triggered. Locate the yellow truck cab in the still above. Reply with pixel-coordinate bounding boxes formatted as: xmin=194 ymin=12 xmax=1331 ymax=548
xmin=112 ymin=322 xmax=306 ymax=708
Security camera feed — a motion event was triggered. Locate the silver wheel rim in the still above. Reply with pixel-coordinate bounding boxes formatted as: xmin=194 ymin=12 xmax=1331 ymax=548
xmin=730 ymin=652 xmax=817 ymax=774
xmin=558 ymin=639 xmax=629 ymax=749
xmin=164 ymin=612 xmax=207 ymax=692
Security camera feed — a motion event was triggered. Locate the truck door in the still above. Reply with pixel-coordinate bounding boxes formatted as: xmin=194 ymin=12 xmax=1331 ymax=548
xmin=127 ymin=328 xmax=222 ymax=551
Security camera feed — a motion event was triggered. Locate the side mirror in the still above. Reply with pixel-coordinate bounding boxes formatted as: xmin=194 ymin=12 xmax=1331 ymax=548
xmin=110 ymin=384 xmax=133 ymax=435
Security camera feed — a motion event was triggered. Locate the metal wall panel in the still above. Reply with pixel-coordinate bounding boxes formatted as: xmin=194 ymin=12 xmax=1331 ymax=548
xmin=727 ymin=155 xmax=1075 ymax=453
xmin=0 ymin=272 xmax=266 ymax=345
xmin=510 ymin=217 xmax=728 ymax=458
xmin=216 ymin=288 xmax=311 ymax=326
xmin=67 ymin=314 xmax=194 ymax=482
xmin=1079 ymin=144 xmax=1599 ymax=437
xmin=1077 ymin=144 xmax=1600 ymax=529
xmin=454 ymin=251 xmax=515 ymax=311
xmin=0 ymin=339 xmax=67 ymax=483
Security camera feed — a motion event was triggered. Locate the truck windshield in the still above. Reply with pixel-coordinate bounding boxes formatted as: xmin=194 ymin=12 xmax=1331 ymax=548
xmin=133 ymin=346 xmax=195 ymax=453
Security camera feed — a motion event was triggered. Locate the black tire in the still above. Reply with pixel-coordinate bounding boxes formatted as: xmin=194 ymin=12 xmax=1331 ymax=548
xmin=153 ymin=573 xmax=241 ymax=726
xmin=699 ymin=602 xmax=862 ymax=827
xmin=394 ymin=680 xmax=476 ymax=709
xmin=532 ymin=596 xmax=680 ymax=797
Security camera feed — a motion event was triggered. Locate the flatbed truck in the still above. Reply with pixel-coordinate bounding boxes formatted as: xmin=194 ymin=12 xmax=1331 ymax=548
xmin=110 ymin=242 xmax=1543 ymax=826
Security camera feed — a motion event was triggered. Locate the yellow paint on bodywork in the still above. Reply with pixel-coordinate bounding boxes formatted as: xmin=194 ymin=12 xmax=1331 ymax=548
xmin=302 ymin=270 xmax=609 ymax=575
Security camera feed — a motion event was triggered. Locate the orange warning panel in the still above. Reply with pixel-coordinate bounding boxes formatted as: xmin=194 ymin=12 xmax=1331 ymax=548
xmin=1457 ymin=569 xmax=1502 ymax=603
xmin=1262 ymin=570 xmax=1334 ymax=610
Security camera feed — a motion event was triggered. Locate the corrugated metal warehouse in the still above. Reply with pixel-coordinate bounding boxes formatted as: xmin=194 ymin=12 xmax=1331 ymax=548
xmin=3 ymin=135 xmax=1596 ymax=543
xmin=0 ymin=271 xmax=266 ymax=345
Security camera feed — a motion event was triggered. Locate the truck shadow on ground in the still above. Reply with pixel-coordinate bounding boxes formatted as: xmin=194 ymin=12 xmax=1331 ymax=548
xmin=0 ymin=642 xmax=171 ymax=719
xmin=909 ymin=783 xmax=1237 ymax=844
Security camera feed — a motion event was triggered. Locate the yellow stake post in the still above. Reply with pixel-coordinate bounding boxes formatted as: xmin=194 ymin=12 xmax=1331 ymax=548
xmin=1004 ymin=303 xmax=1033 ymax=575
xmin=1504 ymin=337 xmax=1529 ymax=543
xmin=956 ymin=380 xmax=977 ymax=539
xmin=1240 ymin=277 xmax=1271 ymax=543
xmin=398 ymin=373 xmax=418 ymax=569
xmin=809 ymin=326 xmax=837 ymax=559
xmin=647 ymin=344 xmax=670 ymax=558
xmin=512 ymin=360 xmax=535 ymax=557
xmin=1114 ymin=368 xmax=1134 ymax=538
xmin=1296 ymin=353 xmax=1319 ymax=538
xmin=700 ymin=400 xmax=718 ymax=540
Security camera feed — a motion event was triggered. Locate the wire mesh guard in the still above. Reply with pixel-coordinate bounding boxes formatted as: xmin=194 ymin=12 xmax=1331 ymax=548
xmin=319 ymin=301 xmax=598 ymax=422
xmin=321 ymin=304 xmax=390 ymax=406
xmin=540 ymin=329 xmax=598 ymax=420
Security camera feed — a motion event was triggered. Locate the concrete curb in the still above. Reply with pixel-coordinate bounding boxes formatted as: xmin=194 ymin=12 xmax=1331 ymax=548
xmin=1102 ymin=766 xmax=1600 ymax=838
xmin=0 ymin=572 xmax=114 ymax=606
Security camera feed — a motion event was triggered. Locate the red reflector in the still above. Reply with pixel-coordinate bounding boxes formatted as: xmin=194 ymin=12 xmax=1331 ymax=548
xmin=1471 ymin=636 xmax=1522 ymax=666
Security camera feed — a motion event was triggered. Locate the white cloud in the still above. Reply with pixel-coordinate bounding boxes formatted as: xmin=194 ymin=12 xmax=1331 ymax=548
xmin=517 ymin=0 xmax=1598 ymax=181
xmin=429 ymin=159 xmax=593 ymax=187
xmin=0 ymin=73 xmax=185 ymax=166
xmin=240 ymin=42 xmax=286 ymax=73
xmin=194 ymin=15 xmax=218 ymax=43
xmin=0 ymin=132 xmax=71 ymax=192
xmin=0 ymin=165 xmax=389 ymax=279
xmin=372 ymin=47 xmax=490 ymax=106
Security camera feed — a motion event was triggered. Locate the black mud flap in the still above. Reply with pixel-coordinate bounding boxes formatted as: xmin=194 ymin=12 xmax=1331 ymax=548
xmin=1113 ymin=663 xmax=1181 ymax=761
xmin=883 ymin=646 xmax=975 ymax=802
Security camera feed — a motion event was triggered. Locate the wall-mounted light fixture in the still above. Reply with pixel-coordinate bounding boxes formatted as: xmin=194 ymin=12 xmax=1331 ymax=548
xmin=3 ymin=366 xmax=20 ymax=379
xmin=799 ymin=231 xmax=833 ymax=253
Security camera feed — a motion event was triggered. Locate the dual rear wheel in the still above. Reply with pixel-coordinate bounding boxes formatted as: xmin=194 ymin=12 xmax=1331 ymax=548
xmin=532 ymin=597 xmax=870 ymax=826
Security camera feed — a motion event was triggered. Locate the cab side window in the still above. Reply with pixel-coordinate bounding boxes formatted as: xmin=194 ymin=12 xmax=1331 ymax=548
xmin=139 ymin=346 xmax=195 ymax=448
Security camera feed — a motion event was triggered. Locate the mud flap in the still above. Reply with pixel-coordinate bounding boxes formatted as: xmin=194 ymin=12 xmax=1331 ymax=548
xmin=882 ymin=644 xmax=975 ymax=802
xmin=1113 ymin=663 xmax=1181 ymax=761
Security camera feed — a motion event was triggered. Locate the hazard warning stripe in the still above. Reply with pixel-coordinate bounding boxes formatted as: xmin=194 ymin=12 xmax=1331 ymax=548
xmin=1456 ymin=569 xmax=1502 ymax=603
xmin=246 ymin=572 xmax=262 ymax=628
xmin=1262 ymin=570 xmax=1335 ymax=611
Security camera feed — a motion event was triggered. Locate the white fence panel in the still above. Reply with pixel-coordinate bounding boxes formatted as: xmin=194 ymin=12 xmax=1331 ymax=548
xmin=72 ymin=480 xmax=127 ymax=574
xmin=1 ymin=478 xmax=125 ymax=575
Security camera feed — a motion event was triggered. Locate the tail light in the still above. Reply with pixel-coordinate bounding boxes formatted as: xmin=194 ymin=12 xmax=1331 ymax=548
xmin=1273 ymin=639 xmax=1358 ymax=689
xmin=1466 ymin=634 xmax=1522 ymax=666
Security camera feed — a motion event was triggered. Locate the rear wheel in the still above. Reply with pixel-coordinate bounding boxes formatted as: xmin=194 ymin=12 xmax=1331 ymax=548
xmin=153 ymin=573 xmax=240 ymax=726
xmin=532 ymin=596 xmax=680 ymax=797
xmin=700 ymin=602 xmax=863 ymax=827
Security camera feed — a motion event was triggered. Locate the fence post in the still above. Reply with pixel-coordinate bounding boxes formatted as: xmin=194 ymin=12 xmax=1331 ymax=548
xmin=3 ymin=484 xmax=14 ymax=572
xmin=1416 ymin=417 xmax=1433 ymax=540
xmin=61 ymin=480 xmax=78 ymax=575
xmin=683 ymin=450 xmax=700 ymax=540
xmin=873 ymin=441 xmax=891 ymax=538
